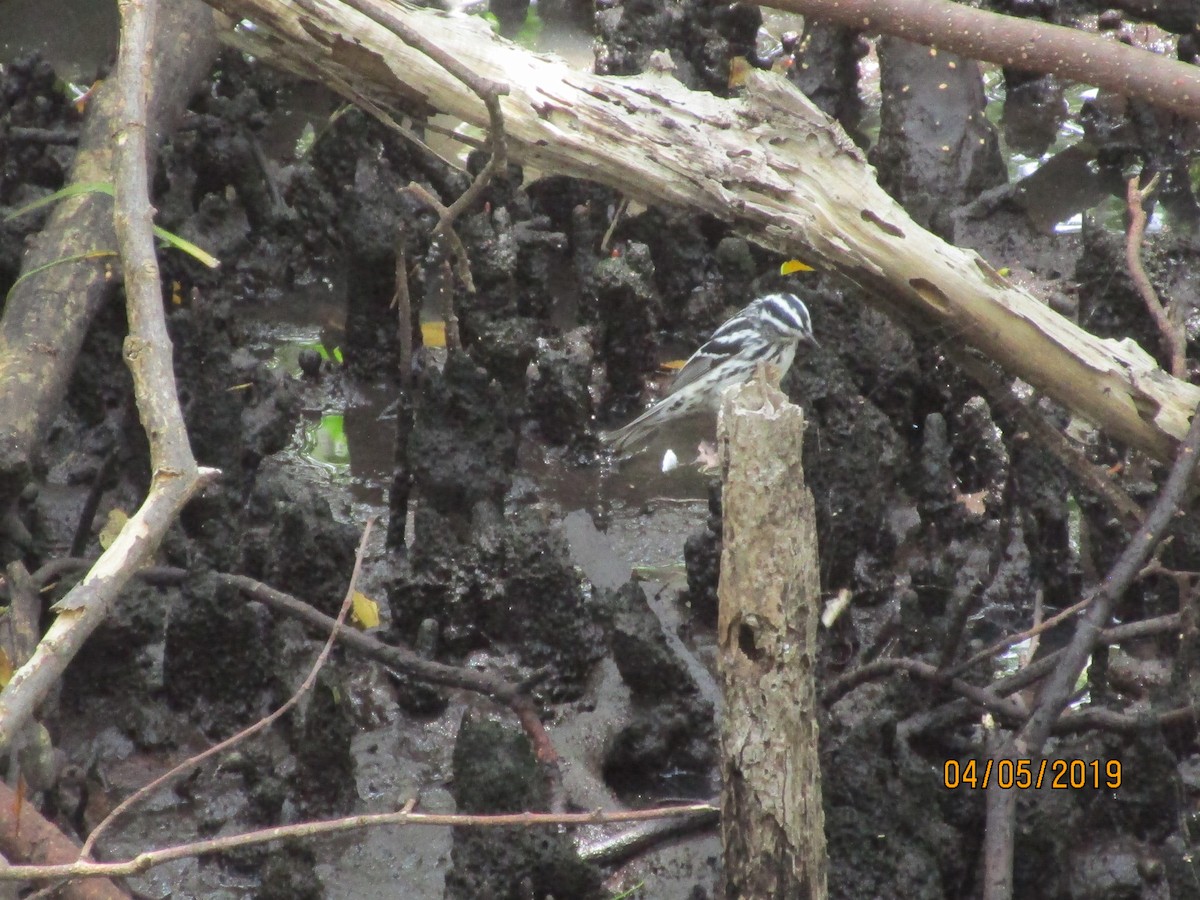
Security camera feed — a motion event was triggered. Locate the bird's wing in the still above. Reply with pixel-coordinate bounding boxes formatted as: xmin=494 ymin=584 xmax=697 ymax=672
xmin=665 ymin=311 xmax=754 ymax=393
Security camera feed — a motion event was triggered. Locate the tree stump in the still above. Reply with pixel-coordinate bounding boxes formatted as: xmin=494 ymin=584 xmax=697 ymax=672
xmin=717 ymin=378 xmax=826 ymax=899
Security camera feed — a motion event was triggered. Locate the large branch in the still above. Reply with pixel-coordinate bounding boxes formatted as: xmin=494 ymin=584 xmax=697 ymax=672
xmin=208 ymin=0 xmax=1200 ymax=463
xmin=0 ymin=0 xmax=218 ymax=515
xmin=753 ymin=0 xmax=1200 ymax=121
xmin=0 ymin=0 xmax=218 ymax=754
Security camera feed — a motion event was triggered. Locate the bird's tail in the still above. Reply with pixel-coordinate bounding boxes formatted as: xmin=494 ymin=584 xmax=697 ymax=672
xmin=601 ymin=403 xmax=663 ymax=454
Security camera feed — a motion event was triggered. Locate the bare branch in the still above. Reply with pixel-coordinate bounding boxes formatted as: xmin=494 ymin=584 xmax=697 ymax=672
xmin=946 ymin=348 xmax=1144 ymax=531
xmin=753 ymin=0 xmax=1200 ymax=120
xmin=0 ymin=804 xmax=717 ymax=884
xmin=0 ymin=779 xmax=130 ymax=900
xmin=342 ymin=0 xmax=511 ymax=333
xmin=1125 ymin=173 xmax=1185 ymax=378
xmin=0 ymin=0 xmax=218 ymax=754
xmin=77 ymin=519 xmax=376 ymax=860
xmin=201 ymin=0 xmax=1200 ymax=467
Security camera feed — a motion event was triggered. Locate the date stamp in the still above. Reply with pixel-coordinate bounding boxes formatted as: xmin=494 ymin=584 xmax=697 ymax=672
xmin=943 ymin=758 xmax=1121 ymax=790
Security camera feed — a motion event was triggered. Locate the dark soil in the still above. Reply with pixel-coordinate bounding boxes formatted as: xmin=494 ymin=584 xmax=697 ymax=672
xmin=2 ymin=1 xmax=1200 ymax=898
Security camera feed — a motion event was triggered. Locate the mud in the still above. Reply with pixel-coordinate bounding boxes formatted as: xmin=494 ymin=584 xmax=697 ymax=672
xmin=3 ymin=0 xmax=1200 ymax=897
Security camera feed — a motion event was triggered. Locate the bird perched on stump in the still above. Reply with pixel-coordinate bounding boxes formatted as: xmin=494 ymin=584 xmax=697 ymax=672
xmin=604 ymin=292 xmax=818 ymax=453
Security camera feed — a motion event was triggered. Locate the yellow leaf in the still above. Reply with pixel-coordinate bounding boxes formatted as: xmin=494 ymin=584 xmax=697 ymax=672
xmin=351 ymin=591 xmax=381 ymax=629
xmin=98 ymin=508 xmax=129 ymax=550
xmin=0 ymin=649 xmax=12 ymax=687
xmin=421 ymin=321 xmax=447 ymax=348
xmin=659 ymin=359 xmax=687 ymax=372
xmin=780 ymin=259 xmax=815 ymax=275
xmin=728 ymin=56 xmax=751 ymax=89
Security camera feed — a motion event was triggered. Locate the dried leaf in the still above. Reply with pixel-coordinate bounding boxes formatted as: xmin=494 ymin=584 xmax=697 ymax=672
xmin=728 ymin=56 xmax=751 ymax=89
xmin=421 ymin=321 xmax=447 ymax=348
xmin=351 ymin=591 xmax=381 ymax=629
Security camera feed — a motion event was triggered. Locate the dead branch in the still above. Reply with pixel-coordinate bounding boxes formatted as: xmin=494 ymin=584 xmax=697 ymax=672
xmin=223 ymin=571 xmax=559 ymax=766
xmin=717 ymin=379 xmax=826 ymax=898
xmin=0 ymin=802 xmax=715 ymax=885
xmin=76 ymin=520 xmax=374 ymax=862
xmin=822 ymin=656 xmax=1028 ymax=722
xmin=406 ymin=181 xmax=475 ymax=308
xmin=204 ymin=0 xmax=1200 ymax=468
xmin=0 ymin=0 xmax=220 ymax=755
xmin=0 ymin=0 xmax=218 ymax=518
xmin=393 ymin=232 xmax=414 ymax=386
xmin=340 ymin=0 xmax=509 ymax=341
xmin=754 ymin=0 xmax=1200 ymax=121
xmin=18 ymin=556 xmax=559 ymax=768
xmin=825 ymin=611 xmax=1183 ymax=711
xmin=1125 ymin=173 xmax=1185 ymax=378
xmin=982 ymin=397 xmax=1200 ymax=900
xmin=946 ymin=348 xmax=1144 ymax=531
xmin=947 ymin=594 xmax=1093 ymax=678
xmin=388 ymin=230 xmax=417 ymax=549
xmin=0 ymin=780 xmax=130 ymax=900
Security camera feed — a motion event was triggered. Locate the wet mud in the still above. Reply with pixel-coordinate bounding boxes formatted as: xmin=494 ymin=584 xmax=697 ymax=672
xmin=3 ymin=0 xmax=1200 ymax=897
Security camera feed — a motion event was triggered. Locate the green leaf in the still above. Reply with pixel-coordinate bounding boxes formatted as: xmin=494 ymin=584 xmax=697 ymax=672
xmin=152 ymin=225 xmax=220 ymax=269
xmin=3 ymin=181 xmax=115 ymax=221
xmin=5 ymin=182 xmax=220 ymax=269
xmin=5 ymin=250 xmax=119 ymax=303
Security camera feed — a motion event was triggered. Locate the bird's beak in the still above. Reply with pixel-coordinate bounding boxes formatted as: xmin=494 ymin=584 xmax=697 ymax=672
xmin=806 ymin=334 xmax=821 ymax=349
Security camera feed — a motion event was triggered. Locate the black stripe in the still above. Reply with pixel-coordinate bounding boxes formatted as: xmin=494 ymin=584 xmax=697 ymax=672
xmin=758 ymin=293 xmax=810 ymax=334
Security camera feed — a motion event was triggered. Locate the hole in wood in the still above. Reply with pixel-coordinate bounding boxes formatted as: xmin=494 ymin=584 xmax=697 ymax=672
xmin=738 ymin=622 xmax=762 ymax=661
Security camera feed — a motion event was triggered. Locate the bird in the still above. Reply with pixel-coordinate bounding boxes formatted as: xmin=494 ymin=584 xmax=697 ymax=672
xmin=603 ymin=291 xmax=818 ymax=453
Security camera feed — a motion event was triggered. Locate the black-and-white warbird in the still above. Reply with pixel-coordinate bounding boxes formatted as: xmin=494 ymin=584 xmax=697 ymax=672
xmin=604 ymin=292 xmax=818 ymax=453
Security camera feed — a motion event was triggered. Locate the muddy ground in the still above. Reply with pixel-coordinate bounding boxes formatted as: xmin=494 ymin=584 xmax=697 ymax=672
xmin=3 ymin=1 xmax=1200 ymax=898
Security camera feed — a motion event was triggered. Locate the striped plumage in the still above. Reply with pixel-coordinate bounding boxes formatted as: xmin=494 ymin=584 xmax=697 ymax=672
xmin=604 ymin=292 xmax=817 ymax=453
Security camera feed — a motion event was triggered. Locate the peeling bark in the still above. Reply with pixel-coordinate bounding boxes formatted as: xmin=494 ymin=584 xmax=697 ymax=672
xmin=209 ymin=0 xmax=1200 ymax=465
xmin=717 ymin=380 xmax=825 ymax=899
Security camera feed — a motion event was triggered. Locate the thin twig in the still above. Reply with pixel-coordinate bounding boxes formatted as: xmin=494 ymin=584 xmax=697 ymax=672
xmin=437 ymin=250 xmax=461 ymax=351
xmin=1125 ymin=172 xmax=1185 ymax=378
xmin=600 ymin=197 xmax=629 ymax=253
xmin=406 ymin=181 xmax=476 ymax=299
xmin=946 ymin=593 xmax=1092 ymax=678
xmin=0 ymin=802 xmax=717 ymax=884
xmin=393 ymin=230 xmax=414 ymax=387
xmin=338 ymin=0 xmax=510 ymax=339
xmin=78 ymin=519 xmax=377 ymax=859
xmin=24 ymin=558 xmax=559 ymax=768
xmin=826 ymin=610 xmax=1183 ymax=712
xmin=1022 ymin=399 xmax=1200 ymax=749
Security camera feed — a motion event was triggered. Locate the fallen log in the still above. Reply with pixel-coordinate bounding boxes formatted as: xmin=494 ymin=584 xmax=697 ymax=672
xmin=208 ymin=0 xmax=1200 ymax=463
xmin=0 ymin=0 xmax=220 ymax=516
